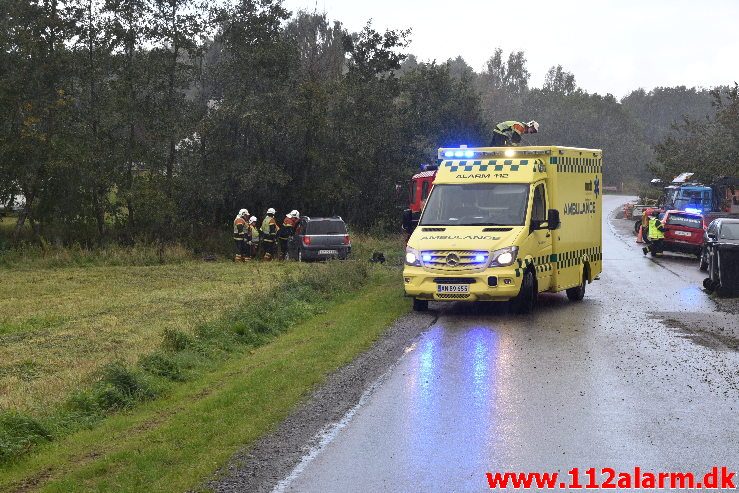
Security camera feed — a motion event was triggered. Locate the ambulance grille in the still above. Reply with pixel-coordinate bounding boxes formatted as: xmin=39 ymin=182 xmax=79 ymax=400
xmin=436 ymin=293 xmax=471 ymax=300
xmin=421 ymin=251 xmax=489 ymax=272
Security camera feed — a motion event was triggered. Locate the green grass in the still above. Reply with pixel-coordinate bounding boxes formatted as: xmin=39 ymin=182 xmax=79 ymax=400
xmin=0 ymin=261 xmax=287 ymax=413
xmin=0 ymin=275 xmax=409 ymax=492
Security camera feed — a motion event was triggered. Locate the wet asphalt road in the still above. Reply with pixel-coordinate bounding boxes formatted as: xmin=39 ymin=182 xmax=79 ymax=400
xmin=274 ymin=195 xmax=739 ymax=492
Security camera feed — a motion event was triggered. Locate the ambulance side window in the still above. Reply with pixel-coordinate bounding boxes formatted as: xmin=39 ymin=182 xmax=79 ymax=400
xmin=532 ymin=183 xmax=547 ymax=222
xmin=409 ymin=182 xmax=416 ymax=205
xmin=421 ymin=181 xmax=430 ymax=200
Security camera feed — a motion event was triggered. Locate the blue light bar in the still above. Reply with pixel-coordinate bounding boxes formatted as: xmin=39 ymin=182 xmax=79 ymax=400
xmin=422 ymin=254 xmax=432 ymax=262
xmin=444 ymin=151 xmax=454 ymax=158
xmin=685 ymin=207 xmax=702 ymax=214
xmin=474 ymin=254 xmax=486 ymax=263
xmin=453 ymin=150 xmax=464 ymax=158
xmin=463 ymin=150 xmax=475 ymax=158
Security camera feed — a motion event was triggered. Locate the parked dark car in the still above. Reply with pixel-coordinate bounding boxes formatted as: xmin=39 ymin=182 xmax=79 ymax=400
xmin=701 ymin=218 xmax=739 ymax=295
xmin=286 ymin=216 xmax=351 ymax=261
xmin=661 ymin=210 xmax=704 ymax=257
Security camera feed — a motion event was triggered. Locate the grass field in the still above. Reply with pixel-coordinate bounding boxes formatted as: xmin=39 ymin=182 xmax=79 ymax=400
xmin=0 ymin=261 xmax=288 ymax=412
xmin=0 ymin=235 xmax=408 ymax=489
xmin=0 ymin=278 xmax=408 ymax=492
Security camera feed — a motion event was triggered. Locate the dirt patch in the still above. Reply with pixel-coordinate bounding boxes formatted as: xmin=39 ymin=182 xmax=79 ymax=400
xmin=205 ymin=311 xmax=436 ymax=493
xmin=657 ymin=316 xmax=739 ymax=352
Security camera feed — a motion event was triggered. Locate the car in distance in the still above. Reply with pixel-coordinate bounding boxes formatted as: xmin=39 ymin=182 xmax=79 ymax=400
xmin=701 ymin=218 xmax=739 ymax=295
xmin=661 ymin=210 xmax=704 ymax=257
xmin=286 ymin=216 xmax=351 ymax=261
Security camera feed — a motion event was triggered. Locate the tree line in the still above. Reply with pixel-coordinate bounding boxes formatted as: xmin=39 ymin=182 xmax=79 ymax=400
xmin=0 ymin=0 xmax=730 ymax=246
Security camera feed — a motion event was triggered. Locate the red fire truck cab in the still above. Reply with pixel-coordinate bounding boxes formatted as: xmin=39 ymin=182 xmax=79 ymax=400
xmin=403 ymin=165 xmax=437 ymax=236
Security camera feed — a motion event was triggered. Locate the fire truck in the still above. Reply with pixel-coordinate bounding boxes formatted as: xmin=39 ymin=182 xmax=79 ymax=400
xmin=403 ymin=164 xmax=438 ymax=238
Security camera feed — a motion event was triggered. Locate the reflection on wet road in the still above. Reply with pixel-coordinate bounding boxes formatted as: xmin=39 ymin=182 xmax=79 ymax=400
xmin=282 ymin=195 xmax=739 ymax=493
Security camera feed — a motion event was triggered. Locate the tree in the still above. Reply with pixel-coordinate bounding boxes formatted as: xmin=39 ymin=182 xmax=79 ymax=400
xmin=653 ymin=84 xmax=739 ymax=184
xmin=543 ymin=65 xmax=577 ymax=95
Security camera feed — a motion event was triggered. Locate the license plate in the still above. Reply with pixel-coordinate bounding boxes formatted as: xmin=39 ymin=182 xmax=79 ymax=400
xmin=318 ymin=249 xmax=338 ymax=255
xmin=674 ymin=231 xmax=691 ymax=236
xmin=437 ymin=284 xmax=469 ymax=293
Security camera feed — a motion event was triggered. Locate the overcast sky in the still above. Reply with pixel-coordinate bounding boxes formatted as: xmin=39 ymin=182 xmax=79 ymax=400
xmin=281 ymin=0 xmax=739 ymax=98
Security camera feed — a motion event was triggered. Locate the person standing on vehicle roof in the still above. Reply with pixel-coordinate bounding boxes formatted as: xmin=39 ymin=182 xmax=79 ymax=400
xmin=490 ymin=120 xmax=539 ymax=146
xmin=261 ymin=208 xmax=279 ymax=261
xmin=233 ymin=209 xmax=249 ymax=262
xmin=643 ymin=210 xmax=666 ymax=256
xmin=278 ymin=210 xmax=299 ymax=260
xmin=246 ymin=216 xmax=259 ymax=260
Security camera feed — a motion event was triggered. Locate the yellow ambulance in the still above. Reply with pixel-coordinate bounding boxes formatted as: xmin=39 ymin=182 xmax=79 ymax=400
xmin=403 ymin=145 xmax=603 ymax=313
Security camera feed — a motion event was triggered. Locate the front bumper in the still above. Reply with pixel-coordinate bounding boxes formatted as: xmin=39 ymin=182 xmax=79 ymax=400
xmin=402 ymin=265 xmax=522 ymax=302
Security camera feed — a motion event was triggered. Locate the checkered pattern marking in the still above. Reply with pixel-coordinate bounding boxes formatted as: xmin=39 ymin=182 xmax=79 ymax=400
xmin=513 ymin=248 xmax=602 ymax=277
xmin=514 ymin=256 xmax=554 ymax=277
xmin=550 ymin=156 xmax=603 ymax=173
xmin=553 ymin=247 xmax=603 ymax=268
xmin=442 ymin=160 xmax=530 ymax=172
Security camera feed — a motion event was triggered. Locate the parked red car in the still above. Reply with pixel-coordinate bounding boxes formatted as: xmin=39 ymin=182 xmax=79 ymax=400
xmin=661 ymin=210 xmax=704 ymax=256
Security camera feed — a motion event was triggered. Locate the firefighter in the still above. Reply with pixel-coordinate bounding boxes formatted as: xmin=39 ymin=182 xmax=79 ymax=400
xmin=245 ymin=216 xmax=259 ymax=260
xmin=643 ymin=210 xmax=666 ymax=256
xmin=278 ymin=210 xmax=300 ymax=260
xmin=490 ymin=120 xmax=539 ymax=146
xmin=233 ymin=208 xmax=249 ymax=262
xmin=261 ymin=208 xmax=279 ymax=261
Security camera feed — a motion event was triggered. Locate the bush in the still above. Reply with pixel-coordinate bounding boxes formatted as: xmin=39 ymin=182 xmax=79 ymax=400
xmin=162 ymin=328 xmax=194 ymax=352
xmin=0 ymin=412 xmax=52 ymax=463
xmin=140 ymin=353 xmax=187 ymax=382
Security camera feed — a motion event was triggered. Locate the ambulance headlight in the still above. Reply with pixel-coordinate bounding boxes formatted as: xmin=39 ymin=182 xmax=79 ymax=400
xmin=405 ymin=247 xmax=421 ymax=266
xmin=490 ymin=246 xmax=519 ymax=267
xmin=504 ymin=149 xmax=516 ymax=158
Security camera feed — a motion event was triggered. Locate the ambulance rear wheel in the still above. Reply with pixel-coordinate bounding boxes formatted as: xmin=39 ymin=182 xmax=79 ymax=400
xmin=511 ymin=270 xmax=536 ymax=314
xmin=412 ymin=298 xmax=428 ymax=312
xmin=566 ymin=272 xmax=587 ymax=302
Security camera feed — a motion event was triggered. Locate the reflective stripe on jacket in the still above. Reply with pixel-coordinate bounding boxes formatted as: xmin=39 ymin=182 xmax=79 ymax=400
xmin=233 ymin=216 xmax=246 ymax=240
xmin=648 ymin=217 xmax=665 ymax=240
xmin=494 ymin=120 xmax=525 ymax=137
xmin=247 ymin=225 xmax=259 ymax=243
xmin=261 ymin=216 xmax=279 ymax=241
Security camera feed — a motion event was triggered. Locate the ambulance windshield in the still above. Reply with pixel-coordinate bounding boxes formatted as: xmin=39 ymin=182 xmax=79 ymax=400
xmin=419 ymin=183 xmax=529 ymax=226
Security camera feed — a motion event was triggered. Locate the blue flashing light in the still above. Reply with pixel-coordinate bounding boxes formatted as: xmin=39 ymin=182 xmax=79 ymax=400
xmin=444 ymin=151 xmax=454 ymax=158
xmin=463 ymin=150 xmax=475 ymax=158
xmin=474 ymin=254 xmax=486 ymax=263
xmin=422 ymin=254 xmax=432 ymax=263
xmin=685 ymin=207 xmax=702 ymax=214
xmin=453 ymin=150 xmax=465 ymax=158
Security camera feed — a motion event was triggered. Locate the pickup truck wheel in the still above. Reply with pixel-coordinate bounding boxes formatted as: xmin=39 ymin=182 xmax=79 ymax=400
xmin=412 ymin=298 xmax=428 ymax=312
xmin=511 ymin=270 xmax=536 ymax=314
xmin=566 ymin=272 xmax=587 ymax=302
xmin=699 ymin=249 xmax=708 ymax=271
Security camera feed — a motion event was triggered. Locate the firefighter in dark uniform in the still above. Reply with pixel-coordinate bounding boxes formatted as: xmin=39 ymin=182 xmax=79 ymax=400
xmin=278 ymin=210 xmax=300 ymax=260
xmin=490 ymin=120 xmax=539 ymax=146
xmin=233 ymin=209 xmax=249 ymax=262
xmin=261 ymin=207 xmax=279 ymax=261
xmin=643 ymin=210 xmax=666 ymax=256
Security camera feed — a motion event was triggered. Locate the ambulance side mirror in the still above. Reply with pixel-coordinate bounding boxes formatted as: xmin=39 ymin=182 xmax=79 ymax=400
xmin=547 ymin=209 xmax=561 ymax=230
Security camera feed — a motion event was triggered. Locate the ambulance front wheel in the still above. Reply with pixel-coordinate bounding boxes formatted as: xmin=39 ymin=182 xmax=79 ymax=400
xmin=412 ymin=298 xmax=429 ymax=312
xmin=511 ymin=270 xmax=536 ymax=314
xmin=566 ymin=270 xmax=587 ymax=302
